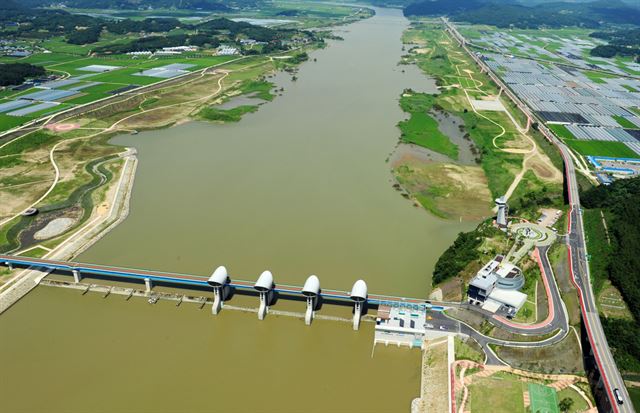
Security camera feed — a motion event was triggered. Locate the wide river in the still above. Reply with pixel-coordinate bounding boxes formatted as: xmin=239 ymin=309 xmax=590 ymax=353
xmin=0 ymin=7 xmax=474 ymax=412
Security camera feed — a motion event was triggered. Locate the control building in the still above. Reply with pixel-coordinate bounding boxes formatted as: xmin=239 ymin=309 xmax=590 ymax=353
xmin=467 ymin=255 xmax=526 ymax=316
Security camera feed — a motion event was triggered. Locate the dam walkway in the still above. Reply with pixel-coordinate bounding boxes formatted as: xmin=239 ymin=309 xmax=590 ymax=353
xmin=0 ymin=254 xmax=437 ymax=310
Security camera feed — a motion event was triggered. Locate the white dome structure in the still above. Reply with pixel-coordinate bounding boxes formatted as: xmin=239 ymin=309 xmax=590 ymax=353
xmin=302 ymin=275 xmax=320 ymax=297
xmin=350 ymin=280 xmax=368 ymax=302
xmin=207 ymin=266 xmax=229 ymax=287
xmin=254 ymin=270 xmax=274 ymax=292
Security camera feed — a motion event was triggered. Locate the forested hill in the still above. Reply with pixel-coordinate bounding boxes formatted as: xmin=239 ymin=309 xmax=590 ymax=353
xmin=17 ymin=0 xmax=248 ymax=11
xmin=581 ymin=177 xmax=640 ymax=372
xmin=590 ymin=28 xmax=640 ymax=61
xmin=403 ymin=0 xmax=640 ymax=28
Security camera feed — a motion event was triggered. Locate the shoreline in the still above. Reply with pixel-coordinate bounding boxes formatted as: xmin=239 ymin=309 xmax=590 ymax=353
xmin=0 ymin=149 xmax=137 ymax=313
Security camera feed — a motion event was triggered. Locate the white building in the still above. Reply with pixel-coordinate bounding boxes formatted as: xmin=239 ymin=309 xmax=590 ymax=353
xmin=161 ymin=46 xmax=198 ymax=53
xmin=374 ymin=305 xmax=427 ymax=348
xmin=217 ymin=45 xmax=239 ymax=56
xmin=468 ymin=255 xmax=527 ymax=314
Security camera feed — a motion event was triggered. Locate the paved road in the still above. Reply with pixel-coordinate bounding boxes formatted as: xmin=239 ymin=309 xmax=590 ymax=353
xmin=424 ymin=309 xmax=568 ymax=366
xmin=443 ymin=18 xmax=632 ymax=411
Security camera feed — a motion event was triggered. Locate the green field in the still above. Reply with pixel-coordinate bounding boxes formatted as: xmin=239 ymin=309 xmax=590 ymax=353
xmin=0 ymin=53 xmax=244 ymax=132
xmin=583 ymin=70 xmax=617 ymax=84
xmin=549 ymin=123 xmax=639 ymax=158
xmin=529 ymin=383 xmax=559 ymax=413
xmin=0 ymin=114 xmax=28 ymax=131
xmin=613 ymin=115 xmax=639 ymax=129
xmin=469 ymin=376 xmax=525 ymax=413
xmin=548 ymin=124 xmax=575 ymax=140
xmin=556 ymin=387 xmax=589 ymax=412
xmin=398 ymin=92 xmax=459 ymax=159
xmin=564 ymin=139 xmax=639 ymax=158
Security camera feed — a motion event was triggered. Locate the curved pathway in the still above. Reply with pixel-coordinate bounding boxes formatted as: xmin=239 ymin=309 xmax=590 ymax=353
xmin=0 ymin=70 xmax=230 ymax=229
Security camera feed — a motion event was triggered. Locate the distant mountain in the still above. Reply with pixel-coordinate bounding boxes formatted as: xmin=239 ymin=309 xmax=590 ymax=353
xmin=0 ymin=0 xmax=24 ymax=10
xmin=519 ymin=0 xmax=638 ymax=6
xmin=19 ymin=0 xmax=243 ymax=11
xmin=404 ymin=0 xmax=640 ymax=28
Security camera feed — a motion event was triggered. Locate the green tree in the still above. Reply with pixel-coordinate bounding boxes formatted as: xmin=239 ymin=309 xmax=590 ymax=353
xmin=559 ymin=397 xmax=574 ymax=412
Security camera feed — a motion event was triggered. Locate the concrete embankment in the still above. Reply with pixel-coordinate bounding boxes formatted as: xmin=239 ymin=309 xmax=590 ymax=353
xmin=0 ymin=150 xmax=137 ymax=314
xmin=0 ymin=269 xmax=50 ymax=314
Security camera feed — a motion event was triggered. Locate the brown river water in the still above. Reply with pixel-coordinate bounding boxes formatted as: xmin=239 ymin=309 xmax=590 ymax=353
xmin=0 ymin=7 xmax=474 ymax=412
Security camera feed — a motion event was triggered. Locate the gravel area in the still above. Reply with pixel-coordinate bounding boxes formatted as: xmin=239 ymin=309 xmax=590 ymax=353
xmin=34 ymin=218 xmax=76 ymax=240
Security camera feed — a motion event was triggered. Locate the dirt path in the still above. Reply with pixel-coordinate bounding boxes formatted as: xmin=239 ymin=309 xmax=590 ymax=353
xmin=444 ymin=45 xmax=560 ymax=200
xmin=453 ymin=360 xmax=595 ymax=413
xmin=0 ymin=69 xmax=230 ymax=228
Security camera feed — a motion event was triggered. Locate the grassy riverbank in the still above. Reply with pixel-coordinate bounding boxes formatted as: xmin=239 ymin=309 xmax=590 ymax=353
xmin=394 ymin=21 xmax=562 ymax=219
xmin=398 ymin=92 xmax=459 ymax=159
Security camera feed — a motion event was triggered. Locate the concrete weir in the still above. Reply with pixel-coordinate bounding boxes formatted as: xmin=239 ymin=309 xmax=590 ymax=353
xmin=0 ymin=255 xmax=430 ymax=329
xmin=37 ymin=279 xmax=371 ymax=325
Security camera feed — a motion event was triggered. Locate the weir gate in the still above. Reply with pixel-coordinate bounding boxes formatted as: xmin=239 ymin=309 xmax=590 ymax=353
xmin=0 ymin=254 xmax=440 ymax=330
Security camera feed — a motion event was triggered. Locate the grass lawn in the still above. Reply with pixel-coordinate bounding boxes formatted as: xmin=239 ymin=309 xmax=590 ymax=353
xmin=469 ymin=376 xmax=525 ymax=413
xmin=0 ymin=131 xmax=58 ymax=156
xmin=556 ymin=387 xmax=588 ymax=413
xmin=454 ymin=337 xmax=484 ymax=363
xmin=17 ymin=246 xmax=49 ymax=258
xmin=628 ymin=386 xmax=640 ymax=412
xmin=564 ymin=139 xmax=639 ymax=158
xmin=0 ymin=114 xmax=28 ymax=132
xmin=529 ymin=383 xmax=559 ymax=413
xmin=613 ymin=115 xmax=639 ymax=129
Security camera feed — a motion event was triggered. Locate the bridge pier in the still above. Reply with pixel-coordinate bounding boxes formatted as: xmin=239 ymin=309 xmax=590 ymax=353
xmin=350 ymin=280 xmax=368 ymax=331
xmin=144 ymin=277 xmax=152 ymax=294
xmin=212 ymin=286 xmax=223 ymax=315
xmin=305 ymin=296 xmax=317 ymax=325
xmin=302 ymin=275 xmax=320 ymax=326
xmin=258 ymin=291 xmax=272 ymax=320
xmin=4 ymin=261 xmax=13 ymax=271
xmin=353 ymin=302 xmax=363 ymax=330
xmin=207 ymin=266 xmax=230 ymax=315
xmin=72 ymin=269 xmax=82 ymax=283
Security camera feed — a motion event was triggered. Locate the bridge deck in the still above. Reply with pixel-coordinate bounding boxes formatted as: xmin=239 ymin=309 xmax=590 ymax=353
xmin=0 ymin=255 xmax=429 ymax=308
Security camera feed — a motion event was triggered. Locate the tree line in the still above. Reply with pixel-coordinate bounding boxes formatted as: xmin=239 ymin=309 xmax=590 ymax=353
xmin=403 ymin=0 xmax=640 ymax=29
xmin=0 ymin=63 xmax=45 ymax=87
xmin=0 ymin=0 xmax=314 ymax=55
xmin=581 ymin=176 xmax=640 ymax=372
xmin=589 ymin=28 xmax=640 ymax=62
